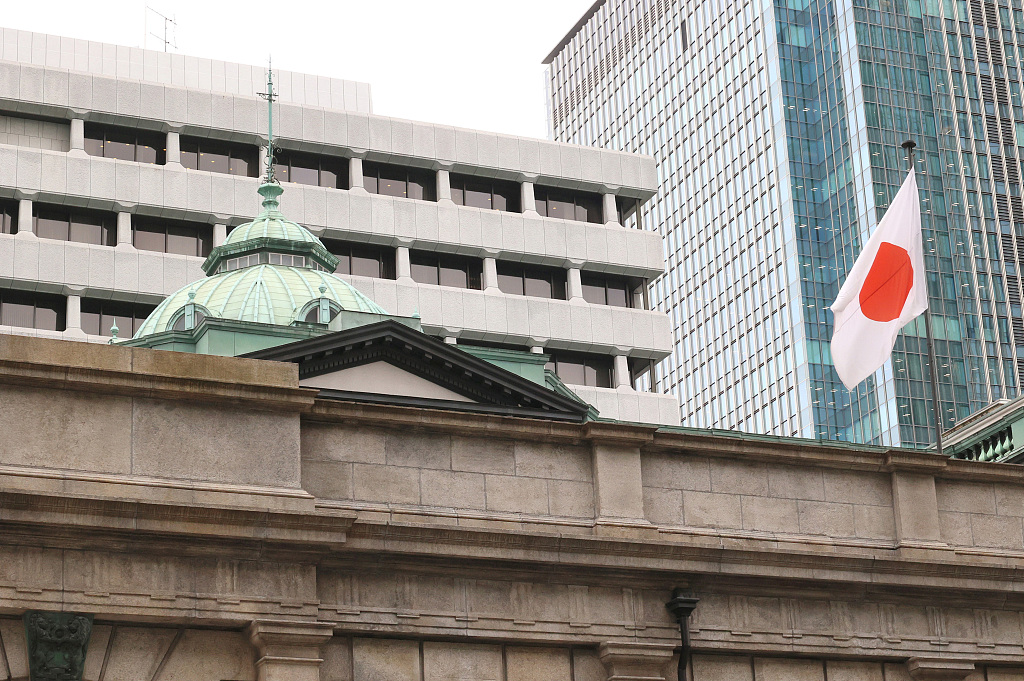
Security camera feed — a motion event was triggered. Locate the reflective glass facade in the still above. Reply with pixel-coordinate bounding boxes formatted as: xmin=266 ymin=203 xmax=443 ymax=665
xmin=547 ymin=0 xmax=1024 ymax=446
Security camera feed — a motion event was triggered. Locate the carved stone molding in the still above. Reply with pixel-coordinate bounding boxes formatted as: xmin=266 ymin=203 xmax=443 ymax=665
xmin=906 ymin=657 xmax=976 ymax=680
xmin=247 ymin=619 xmax=334 ymax=681
xmin=598 ymin=641 xmax=675 ymax=681
xmin=23 ymin=610 xmax=94 ymax=681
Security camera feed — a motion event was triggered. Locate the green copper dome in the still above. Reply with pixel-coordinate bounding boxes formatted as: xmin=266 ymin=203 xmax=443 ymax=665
xmin=133 ymin=181 xmax=387 ymax=340
xmin=133 ymin=264 xmax=386 ymax=337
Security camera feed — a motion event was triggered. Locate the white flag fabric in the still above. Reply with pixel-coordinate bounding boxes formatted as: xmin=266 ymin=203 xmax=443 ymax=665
xmin=830 ymin=170 xmax=927 ymax=390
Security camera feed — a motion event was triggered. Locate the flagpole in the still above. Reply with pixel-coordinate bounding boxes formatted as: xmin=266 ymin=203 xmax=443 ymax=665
xmin=902 ymin=140 xmax=943 ymax=455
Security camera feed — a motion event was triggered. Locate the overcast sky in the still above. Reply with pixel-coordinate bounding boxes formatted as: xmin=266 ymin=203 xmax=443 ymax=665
xmin=3 ymin=0 xmax=594 ymax=140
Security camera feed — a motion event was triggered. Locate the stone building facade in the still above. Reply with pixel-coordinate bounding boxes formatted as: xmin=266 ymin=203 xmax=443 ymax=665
xmin=0 ymin=332 xmax=1022 ymax=681
xmin=0 ymin=27 xmax=676 ymax=425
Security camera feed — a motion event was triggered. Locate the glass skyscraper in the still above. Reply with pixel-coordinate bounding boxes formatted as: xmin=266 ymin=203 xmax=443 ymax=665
xmin=546 ymin=0 xmax=1024 ymax=446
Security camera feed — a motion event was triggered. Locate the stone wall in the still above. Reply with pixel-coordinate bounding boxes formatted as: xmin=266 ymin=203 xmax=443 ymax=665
xmin=1 ymin=338 xmax=1023 ymax=681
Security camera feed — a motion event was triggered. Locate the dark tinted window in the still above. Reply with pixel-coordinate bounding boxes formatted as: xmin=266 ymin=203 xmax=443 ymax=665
xmin=450 ymin=174 xmax=520 ymax=212
xmin=133 ymin=218 xmax=212 ymax=257
xmin=545 ymin=351 xmax=613 ymax=388
xmin=33 ymin=206 xmax=114 ymax=246
xmin=180 ymin=137 xmax=258 ymax=177
xmin=629 ymin=357 xmax=655 ymax=391
xmin=80 ymin=298 xmax=155 ymax=337
xmin=322 ymin=239 xmax=396 ymax=279
xmin=0 ymin=200 xmax=18 ymax=235
xmin=496 ymin=262 xmax=566 ymax=300
xmin=84 ymin=123 xmax=166 ymax=165
xmin=363 ymin=161 xmax=436 ymax=201
xmin=580 ymin=272 xmax=637 ymax=308
xmin=534 ymin=185 xmax=603 ymax=223
xmin=0 ymin=289 xmax=66 ymax=331
xmin=616 ymin=196 xmax=641 ymax=227
xmin=410 ymin=251 xmax=481 ymax=290
xmin=274 ymin=150 xmax=348 ymax=189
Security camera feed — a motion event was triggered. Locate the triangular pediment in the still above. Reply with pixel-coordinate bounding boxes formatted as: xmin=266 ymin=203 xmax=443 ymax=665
xmin=244 ymin=321 xmax=590 ymax=421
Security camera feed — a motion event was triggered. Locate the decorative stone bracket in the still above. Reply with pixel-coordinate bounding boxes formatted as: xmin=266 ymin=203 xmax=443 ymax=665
xmin=598 ymin=642 xmax=676 ymax=681
xmin=248 ymin=620 xmax=334 ymax=681
xmin=906 ymin=657 xmax=976 ymax=680
xmin=24 ymin=610 xmax=94 ymax=681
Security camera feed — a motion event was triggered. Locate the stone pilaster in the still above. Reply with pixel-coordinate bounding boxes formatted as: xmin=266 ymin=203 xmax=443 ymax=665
xmin=69 ymin=118 xmax=86 ymax=157
xmin=17 ymin=198 xmax=34 ymax=237
xmin=521 ymin=178 xmax=538 ymax=215
xmin=603 ymin=192 xmax=618 ymax=226
xmin=349 ymin=157 xmax=366 ymax=193
xmin=614 ymin=354 xmax=631 ymax=389
xmin=248 ymin=620 xmax=333 ymax=681
xmin=165 ymin=130 xmax=181 ymax=166
xmin=437 ymin=168 xmax=453 ymax=203
xmin=482 ymin=256 xmax=499 ymax=292
xmin=213 ymin=223 xmax=227 ymax=247
xmin=568 ymin=267 xmax=584 ymax=301
xmin=116 ymin=212 xmax=133 ymax=248
xmin=396 ymin=245 xmax=413 ymax=284
xmin=906 ymin=657 xmax=976 ymax=680
xmin=598 ymin=642 xmax=675 ymax=681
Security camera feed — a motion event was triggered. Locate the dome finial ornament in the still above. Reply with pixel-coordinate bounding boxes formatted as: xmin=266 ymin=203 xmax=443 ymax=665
xmin=257 ymin=56 xmax=278 ymax=187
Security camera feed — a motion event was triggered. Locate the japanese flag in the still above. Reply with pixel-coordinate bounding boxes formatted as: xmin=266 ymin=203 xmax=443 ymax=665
xmin=831 ymin=170 xmax=927 ymax=390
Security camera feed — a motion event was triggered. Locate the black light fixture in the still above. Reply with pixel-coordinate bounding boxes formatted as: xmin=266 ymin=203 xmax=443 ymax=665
xmin=665 ymin=588 xmax=700 ymax=681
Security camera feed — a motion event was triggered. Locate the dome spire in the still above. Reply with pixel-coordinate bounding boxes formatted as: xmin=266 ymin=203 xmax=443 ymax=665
xmin=257 ymin=57 xmax=281 ymax=212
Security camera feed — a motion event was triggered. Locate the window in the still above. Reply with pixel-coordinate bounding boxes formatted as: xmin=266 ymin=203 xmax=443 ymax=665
xmin=84 ymin=124 xmax=166 ymax=165
xmin=80 ymin=299 xmax=155 ymax=337
xmin=0 ymin=290 xmax=65 ymax=331
xmin=180 ymin=137 xmax=258 ymax=177
xmin=545 ymin=351 xmax=613 ymax=388
xmin=274 ymin=150 xmax=348 ymax=189
xmin=496 ymin=262 xmax=567 ymax=299
xmin=534 ymin=185 xmax=603 ymax=223
xmin=34 ymin=206 xmax=114 ymax=246
xmin=450 ymin=174 xmax=520 ymax=212
xmin=629 ymin=357 xmax=655 ymax=391
xmin=410 ymin=251 xmax=482 ymax=289
xmin=0 ymin=200 xmax=17 ymax=235
xmin=581 ymin=272 xmax=638 ymax=308
xmin=363 ymin=161 xmax=436 ymax=201
xmin=616 ymin=196 xmax=641 ymax=227
xmin=322 ymin=240 xmax=396 ymax=279
xmin=134 ymin=218 xmax=213 ymax=257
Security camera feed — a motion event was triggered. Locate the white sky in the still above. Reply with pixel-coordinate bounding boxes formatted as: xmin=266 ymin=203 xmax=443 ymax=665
xmin=3 ymin=0 xmax=595 ymax=140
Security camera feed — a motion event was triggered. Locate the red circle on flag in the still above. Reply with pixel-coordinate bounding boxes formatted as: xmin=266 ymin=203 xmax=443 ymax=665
xmin=859 ymin=241 xmax=914 ymax=322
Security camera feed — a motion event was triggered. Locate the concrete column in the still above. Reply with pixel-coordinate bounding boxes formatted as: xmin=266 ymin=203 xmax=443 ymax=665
xmin=349 ymin=157 xmax=365 ymax=192
xmin=530 ymin=346 xmax=545 ymax=354
xmin=17 ymin=199 xmax=33 ymax=237
xmin=614 ymin=354 xmax=632 ymax=389
xmin=568 ymin=267 xmax=584 ymax=301
xmin=259 ymin=145 xmax=269 ymax=178
xmin=437 ymin=168 xmax=453 ymax=203
xmin=396 ymin=245 xmax=413 ymax=283
xmin=444 ymin=336 xmax=458 ymax=345
xmin=213 ymin=223 xmax=227 ymax=247
xmin=597 ymin=642 xmax=675 ymax=681
xmin=116 ymin=212 xmax=133 ymax=247
xmin=482 ymin=256 xmax=499 ymax=291
xmin=247 ymin=620 xmax=333 ymax=681
xmin=906 ymin=658 xmax=976 ymax=680
xmin=603 ymin=192 xmax=618 ymax=226
xmin=65 ymin=294 xmax=82 ymax=334
xmin=521 ymin=179 xmax=538 ymax=215
xmin=69 ymin=118 xmax=86 ymax=156
xmin=165 ymin=130 xmax=181 ymax=166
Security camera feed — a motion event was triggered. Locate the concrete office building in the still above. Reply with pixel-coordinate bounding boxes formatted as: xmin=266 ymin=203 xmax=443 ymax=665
xmin=0 ymin=27 xmax=678 ymax=425
xmin=546 ymin=0 xmax=1024 ymax=445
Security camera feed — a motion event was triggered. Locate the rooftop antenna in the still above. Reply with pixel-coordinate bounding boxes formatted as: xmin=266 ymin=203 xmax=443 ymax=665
xmin=257 ymin=58 xmax=278 ymax=184
xmin=146 ymin=6 xmax=177 ymax=53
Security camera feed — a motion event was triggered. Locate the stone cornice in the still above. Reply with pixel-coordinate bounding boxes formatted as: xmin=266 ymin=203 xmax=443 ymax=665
xmin=0 ymin=335 xmax=315 ymax=412
xmin=0 ymin=490 xmax=355 ymax=552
